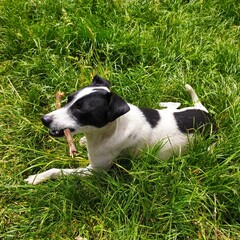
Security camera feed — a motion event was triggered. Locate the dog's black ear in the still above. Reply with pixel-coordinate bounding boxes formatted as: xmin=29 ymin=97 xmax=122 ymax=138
xmin=107 ymin=93 xmax=130 ymax=122
xmin=91 ymin=75 xmax=110 ymax=89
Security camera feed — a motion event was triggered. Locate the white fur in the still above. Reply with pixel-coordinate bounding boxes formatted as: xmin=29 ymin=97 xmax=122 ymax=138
xmin=25 ymin=84 xmax=208 ymax=185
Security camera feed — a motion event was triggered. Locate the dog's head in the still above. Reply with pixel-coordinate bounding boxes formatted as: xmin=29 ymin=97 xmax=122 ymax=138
xmin=42 ymin=75 xmax=130 ymax=137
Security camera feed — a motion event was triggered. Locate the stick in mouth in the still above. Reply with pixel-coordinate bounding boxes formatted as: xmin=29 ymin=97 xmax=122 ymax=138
xmin=56 ymin=91 xmax=77 ymax=157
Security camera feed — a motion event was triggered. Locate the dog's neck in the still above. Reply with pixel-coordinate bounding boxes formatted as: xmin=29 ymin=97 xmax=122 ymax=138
xmin=84 ymin=106 xmax=133 ymax=149
xmin=83 ymin=118 xmax=122 ymax=166
xmin=84 ymin=120 xmax=119 ymax=148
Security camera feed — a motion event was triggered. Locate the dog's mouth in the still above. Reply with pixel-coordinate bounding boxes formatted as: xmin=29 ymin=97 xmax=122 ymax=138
xmin=49 ymin=128 xmax=75 ymax=137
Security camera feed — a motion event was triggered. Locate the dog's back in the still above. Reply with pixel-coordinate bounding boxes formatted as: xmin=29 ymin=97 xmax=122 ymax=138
xmin=107 ymin=83 xmax=214 ymax=160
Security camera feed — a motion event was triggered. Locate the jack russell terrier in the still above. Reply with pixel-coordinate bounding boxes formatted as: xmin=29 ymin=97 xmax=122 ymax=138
xmin=25 ymin=75 xmax=214 ymax=185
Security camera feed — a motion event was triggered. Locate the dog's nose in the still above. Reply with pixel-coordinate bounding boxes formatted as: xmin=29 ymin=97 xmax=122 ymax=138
xmin=41 ymin=116 xmax=52 ymax=127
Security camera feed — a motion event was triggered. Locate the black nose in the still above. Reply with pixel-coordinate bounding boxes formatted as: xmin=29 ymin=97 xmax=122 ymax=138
xmin=41 ymin=116 xmax=52 ymax=127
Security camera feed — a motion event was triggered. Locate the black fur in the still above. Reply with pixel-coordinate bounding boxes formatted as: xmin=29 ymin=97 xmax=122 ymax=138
xmin=140 ymin=108 xmax=160 ymax=128
xmin=90 ymin=75 xmax=110 ymax=89
xmin=70 ymin=91 xmax=130 ymax=128
xmin=70 ymin=92 xmax=109 ymax=128
xmin=174 ymin=109 xmax=212 ymax=134
xmin=107 ymin=93 xmax=130 ymax=122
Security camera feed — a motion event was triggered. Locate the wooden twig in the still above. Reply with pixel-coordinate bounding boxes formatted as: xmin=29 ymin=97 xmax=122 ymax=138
xmin=56 ymin=91 xmax=77 ymax=157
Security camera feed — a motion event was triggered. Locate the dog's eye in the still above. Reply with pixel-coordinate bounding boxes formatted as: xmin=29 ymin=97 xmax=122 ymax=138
xmin=73 ymin=100 xmax=84 ymax=112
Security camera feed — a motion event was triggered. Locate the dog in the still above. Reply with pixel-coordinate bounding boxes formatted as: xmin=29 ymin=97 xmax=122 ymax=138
xmin=25 ymin=75 xmax=214 ymax=185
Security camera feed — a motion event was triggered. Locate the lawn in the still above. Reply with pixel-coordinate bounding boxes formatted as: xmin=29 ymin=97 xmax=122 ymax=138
xmin=0 ymin=0 xmax=240 ymax=239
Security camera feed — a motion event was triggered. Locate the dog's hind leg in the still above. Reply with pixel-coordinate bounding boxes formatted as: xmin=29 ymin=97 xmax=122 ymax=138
xmin=185 ymin=84 xmax=208 ymax=112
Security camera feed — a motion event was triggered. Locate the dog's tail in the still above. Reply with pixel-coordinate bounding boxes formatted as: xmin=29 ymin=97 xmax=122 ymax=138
xmin=185 ymin=84 xmax=208 ymax=112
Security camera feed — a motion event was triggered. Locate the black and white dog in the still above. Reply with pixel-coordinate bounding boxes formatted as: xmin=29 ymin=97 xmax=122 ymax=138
xmin=25 ymin=75 xmax=214 ymax=184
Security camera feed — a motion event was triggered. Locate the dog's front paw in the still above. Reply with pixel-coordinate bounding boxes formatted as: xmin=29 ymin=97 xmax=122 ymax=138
xmin=25 ymin=168 xmax=61 ymax=185
xmin=24 ymin=173 xmax=47 ymax=185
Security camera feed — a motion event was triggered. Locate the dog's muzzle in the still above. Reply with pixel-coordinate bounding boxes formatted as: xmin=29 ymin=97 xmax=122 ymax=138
xmin=41 ymin=116 xmax=75 ymax=137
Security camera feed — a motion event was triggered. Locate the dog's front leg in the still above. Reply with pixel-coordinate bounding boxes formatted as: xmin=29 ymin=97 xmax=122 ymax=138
xmin=25 ymin=155 xmax=113 ymax=185
xmin=25 ymin=166 xmax=92 ymax=185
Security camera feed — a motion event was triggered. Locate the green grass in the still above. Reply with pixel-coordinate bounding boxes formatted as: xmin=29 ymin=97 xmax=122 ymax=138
xmin=0 ymin=0 xmax=240 ymax=239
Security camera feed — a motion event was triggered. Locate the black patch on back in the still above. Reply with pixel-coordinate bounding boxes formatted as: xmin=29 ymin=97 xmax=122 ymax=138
xmin=174 ymin=109 xmax=213 ymax=134
xmin=140 ymin=108 xmax=160 ymax=128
